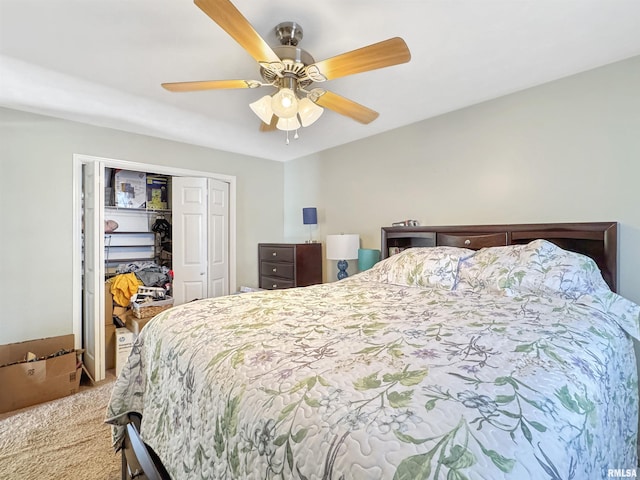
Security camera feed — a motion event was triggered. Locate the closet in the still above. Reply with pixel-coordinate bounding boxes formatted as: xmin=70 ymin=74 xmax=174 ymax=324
xmin=76 ymin=155 xmax=234 ymax=383
xmin=103 ymin=169 xmax=174 ymax=373
xmin=104 ymin=169 xmax=173 ymax=283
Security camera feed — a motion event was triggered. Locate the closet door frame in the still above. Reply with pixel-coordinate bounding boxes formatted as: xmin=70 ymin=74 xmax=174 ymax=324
xmin=72 ymin=154 xmax=236 ymax=381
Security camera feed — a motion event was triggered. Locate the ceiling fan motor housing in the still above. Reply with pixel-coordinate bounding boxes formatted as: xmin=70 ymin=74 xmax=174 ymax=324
xmin=260 ymin=44 xmax=316 ymax=88
xmin=275 ymin=21 xmax=303 ymax=46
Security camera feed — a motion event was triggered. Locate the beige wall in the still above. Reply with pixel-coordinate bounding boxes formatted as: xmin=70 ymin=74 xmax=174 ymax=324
xmin=2 ymin=55 xmax=639 ymax=345
xmin=0 ymin=108 xmax=284 ymax=344
xmin=285 ymin=55 xmax=640 ymax=303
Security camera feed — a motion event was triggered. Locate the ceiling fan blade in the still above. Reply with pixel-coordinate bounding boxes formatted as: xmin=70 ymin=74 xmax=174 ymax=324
xmin=307 ymin=37 xmax=411 ymax=81
xmin=314 ymin=91 xmax=379 ymax=124
xmin=259 ymin=115 xmax=278 ymax=132
xmin=162 ymin=79 xmax=260 ymax=92
xmin=194 ymin=0 xmax=281 ymax=64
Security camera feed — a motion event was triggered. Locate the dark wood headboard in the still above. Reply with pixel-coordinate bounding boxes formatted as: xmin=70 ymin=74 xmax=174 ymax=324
xmin=381 ymin=222 xmax=618 ymax=292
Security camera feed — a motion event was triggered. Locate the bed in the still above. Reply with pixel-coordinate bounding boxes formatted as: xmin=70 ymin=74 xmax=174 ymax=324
xmin=106 ymin=222 xmax=640 ymax=479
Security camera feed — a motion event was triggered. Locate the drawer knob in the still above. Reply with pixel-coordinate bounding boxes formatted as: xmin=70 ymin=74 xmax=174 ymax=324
xmin=272 ymin=284 xmax=277 ymax=288
xmin=272 ymin=267 xmax=277 ymax=272
xmin=272 ymin=252 xmax=277 ymax=256
xmin=464 ymin=239 xmax=471 ymax=246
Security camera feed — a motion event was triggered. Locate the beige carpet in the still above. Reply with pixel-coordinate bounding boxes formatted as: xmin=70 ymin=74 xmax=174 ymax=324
xmin=0 ymin=380 xmax=120 ymax=480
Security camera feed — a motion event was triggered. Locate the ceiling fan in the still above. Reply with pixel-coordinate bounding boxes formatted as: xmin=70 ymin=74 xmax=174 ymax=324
xmin=161 ymin=0 xmax=411 ymax=139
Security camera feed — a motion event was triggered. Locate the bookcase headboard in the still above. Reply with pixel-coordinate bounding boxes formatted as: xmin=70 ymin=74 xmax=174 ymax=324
xmin=381 ymin=222 xmax=618 ymax=292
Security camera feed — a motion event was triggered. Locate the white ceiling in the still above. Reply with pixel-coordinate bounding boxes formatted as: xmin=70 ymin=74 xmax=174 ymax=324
xmin=1 ymin=1 xmax=640 ymax=162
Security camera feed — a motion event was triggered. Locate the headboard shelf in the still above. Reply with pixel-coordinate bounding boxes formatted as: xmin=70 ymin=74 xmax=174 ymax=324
xmin=381 ymin=222 xmax=618 ymax=292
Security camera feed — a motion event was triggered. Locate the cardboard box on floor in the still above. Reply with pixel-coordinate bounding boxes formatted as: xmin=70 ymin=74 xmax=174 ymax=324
xmin=0 ymin=334 xmax=82 ymax=414
xmin=115 ymin=327 xmax=136 ymax=376
xmin=113 ymin=312 xmax=156 ymax=376
xmin=105 ymin=281 xmax=114 ymax=324
xmin=105 ymin=281 xmax=116 ymax=370
xmin=105 ymin=323 xmax=116 ymax=370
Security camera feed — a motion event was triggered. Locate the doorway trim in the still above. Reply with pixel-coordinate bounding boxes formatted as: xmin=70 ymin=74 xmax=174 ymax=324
xmin=72 ymin=153 xmax=237 ymax=351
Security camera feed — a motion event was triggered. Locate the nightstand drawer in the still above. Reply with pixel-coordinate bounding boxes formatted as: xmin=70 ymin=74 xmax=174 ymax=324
xmin=260 ymin=276 xmax=295 ymax=290
xmin=261 ymin=261 xmax=294 ymax=280
xmin=259 ymin=245 xmax=295 ymax=262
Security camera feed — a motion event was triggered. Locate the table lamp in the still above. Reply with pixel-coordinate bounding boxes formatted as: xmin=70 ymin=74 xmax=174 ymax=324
xmin=326 ymin=234 xmax=360 ymax=280
xmin=302 ymin=207 xmax=317 ymax=243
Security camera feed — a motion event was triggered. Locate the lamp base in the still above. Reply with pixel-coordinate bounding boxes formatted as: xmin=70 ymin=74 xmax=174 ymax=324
xmin=337 ymin=259 xmax=349 ymax=280
xmin=305 ymin=224 xmax=316 ymax=244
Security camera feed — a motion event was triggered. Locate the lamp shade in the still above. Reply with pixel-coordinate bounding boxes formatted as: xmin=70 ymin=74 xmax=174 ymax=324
xmin=326 ymin=234 xmax=360 ymax=260
xmin=358 ymin=248 xmax=380 ymax=271
xmin=249 ymin=95 xmax=274 ymax=124
xmin=302 ymin=207 xmax=317 ymax=225
xmin=297 ymin=97 xmax=324 ymax=127
xmin=276 ymin=115 xmax=301 ymax=131
xmin=271 ymin=88 xmax=298 ymax=118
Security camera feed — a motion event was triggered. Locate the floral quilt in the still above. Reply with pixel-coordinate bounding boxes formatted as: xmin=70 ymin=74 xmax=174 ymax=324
xmin=106 ymin=240 xmax=640 ymax=479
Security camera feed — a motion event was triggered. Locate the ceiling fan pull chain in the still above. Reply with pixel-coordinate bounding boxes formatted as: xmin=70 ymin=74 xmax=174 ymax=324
xmin=294 ymin=130 xmax=299 ymax=140
xmin=285 ymin=130 xmax=290 ymax=145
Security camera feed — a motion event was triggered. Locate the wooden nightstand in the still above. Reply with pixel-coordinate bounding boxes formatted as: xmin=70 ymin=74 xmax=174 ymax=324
xmin=258 ymin=243 xmax=322 ymax=289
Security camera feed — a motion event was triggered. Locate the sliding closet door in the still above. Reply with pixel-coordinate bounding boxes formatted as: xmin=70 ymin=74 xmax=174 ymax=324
xmin=208 ymin=179 xmax=229 ymax=297
xmin=82 ymin=161 xmax=105 ymax=382
xmin=172 ymin=177 xmax=230 ymax=304
xmin=172 ymin=177 xmax=209 ymax=305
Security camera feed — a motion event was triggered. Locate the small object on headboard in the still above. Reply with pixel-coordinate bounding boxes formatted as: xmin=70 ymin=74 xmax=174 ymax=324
xmin=392 ymin=220 xmax=419 ymax=227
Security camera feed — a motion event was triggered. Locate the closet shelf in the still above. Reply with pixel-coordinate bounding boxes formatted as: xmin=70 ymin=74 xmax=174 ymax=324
xmin=105 ymin=257 xmax=155 ymax=263
xmin=105 ymin=206 xmax=171 ymax=214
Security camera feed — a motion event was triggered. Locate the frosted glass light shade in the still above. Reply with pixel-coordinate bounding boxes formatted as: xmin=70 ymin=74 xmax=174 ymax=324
xmin=250 ymin=90 xmax=324 ymax=131
xmin=326 ymin=234 xmax=360 ymax=260
xmin=297 ymin=97 xmax=324 ymax=127
xmin=276 ymin=116 xmax=301 ymax=131
xmin=249 ymin=95 xmax=274 ymax=124
xmin=271 ymin=88 xmax=298 ymax=118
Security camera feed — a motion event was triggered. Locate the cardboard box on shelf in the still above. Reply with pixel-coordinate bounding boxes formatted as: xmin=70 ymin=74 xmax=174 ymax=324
xmin=115 ymin=328 xmax=136 ymax=376
xmin=146 ymin=175 xmax=169 ymax=210
xmin=114 ymin=170 xmax=146 ymax=209
xmin=0 ymin=335 xmax=82 ymax=414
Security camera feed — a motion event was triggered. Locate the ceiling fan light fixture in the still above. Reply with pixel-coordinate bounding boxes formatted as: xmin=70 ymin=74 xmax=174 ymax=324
xmin=297 ymin=97 xmax=324 ymax=127
xmin=271 ymin=87 xmax=299 ymax=118
xmin=249 ymin=95 xmax=274 ymax=124
xmin=276 ymin=115 xmax=301 ymax=131
xmin=163 ymin=2 xmax=412 ymax=141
